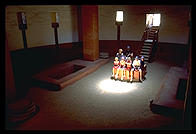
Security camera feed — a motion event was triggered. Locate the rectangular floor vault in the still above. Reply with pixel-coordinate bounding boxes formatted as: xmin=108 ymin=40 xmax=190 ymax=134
xmin=32 ymin=59 xmax=109 ymax=90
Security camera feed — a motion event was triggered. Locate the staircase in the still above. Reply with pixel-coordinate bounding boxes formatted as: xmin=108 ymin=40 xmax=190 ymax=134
xmin=140 ymin=26 xmax=159 ymax=63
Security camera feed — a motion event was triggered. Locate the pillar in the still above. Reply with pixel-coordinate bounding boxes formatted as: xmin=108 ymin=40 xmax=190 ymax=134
xmin=81 ymin=5 xmax=99 ymax=61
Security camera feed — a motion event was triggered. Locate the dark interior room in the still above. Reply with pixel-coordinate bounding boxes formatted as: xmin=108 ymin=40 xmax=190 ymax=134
xmin=5 ymin=4 xmax=192 ymax=130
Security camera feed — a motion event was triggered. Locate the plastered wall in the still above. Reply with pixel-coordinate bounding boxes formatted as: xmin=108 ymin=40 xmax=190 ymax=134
xmin=6 ymin=5 xmax=78 ymax=51
xmin=99 ymin=5 xmax=190 ymax=44
xmin=6 ymin=5 xmax=190 ymax=51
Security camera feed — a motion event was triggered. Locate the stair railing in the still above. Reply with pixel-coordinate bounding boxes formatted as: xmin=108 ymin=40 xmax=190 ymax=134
xmin=140 ymin=27 xmax=149 ymax=55
xmin=149 ymin=28 xmax=159 ymax=62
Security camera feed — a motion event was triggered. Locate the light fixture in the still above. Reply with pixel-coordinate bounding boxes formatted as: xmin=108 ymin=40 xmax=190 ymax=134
xmin=116 ymin=10 xmax=123 ymax=23
xmin=153 ymin=14 xmax=161 ymax=26
xmin=51 ymin=12 xmax=59 ymax=24
xmin=146 ymin=13 xmax=161 ymax=27
xmin=115 ymin=10 xmax=123 ymax=44
xmin=17 ymin=12 xmax=28 ymax=49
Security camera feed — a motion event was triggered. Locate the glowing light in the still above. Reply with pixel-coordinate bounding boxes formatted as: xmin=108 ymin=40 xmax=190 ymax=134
xmin=51 ymin=12 xmax=59 ymax=23
xmin=153 ymin=14 xmax=161 ymax=26
xmin=98 ymin=78 xmax=138 ymax=94
xmin=146 ymin=13 xmax=161 ymax=26
xmin=116 ymin=11 xmax=123 ymax=22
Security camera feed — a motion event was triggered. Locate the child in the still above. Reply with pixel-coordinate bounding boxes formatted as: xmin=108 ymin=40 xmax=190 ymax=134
xmin=130 ymin=56 xmax=143 ymax=82
xmin=116 ymin=48 xmax=124 ymax=61
xmin=140 ymin=56 xmax=147 ymax=80
xmin=125 ymin=45 xmax=134 ymax=61
xmin=125 ymin=57 xmax=132 ymax=81
xmin=112 ymin=57 xmax=120 ymax=78
xmin=119 ymin=56 xmax=126 ymax=80
xmin=140 ymin=56 xmax=146 ymax=70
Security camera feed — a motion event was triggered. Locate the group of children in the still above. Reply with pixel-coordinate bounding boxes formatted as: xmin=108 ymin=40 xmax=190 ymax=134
xmin=112 ymin=46 xmax=146 ymax=83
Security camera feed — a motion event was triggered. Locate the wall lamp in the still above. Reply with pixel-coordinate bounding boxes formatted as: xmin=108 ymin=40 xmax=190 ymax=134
xmin=17 ymin=12 xmax=28 ymax=49
xmin=115 ymin=10 xmax=123 ymax=45
xmin=51 ymin=12 xmax=59 ymax=47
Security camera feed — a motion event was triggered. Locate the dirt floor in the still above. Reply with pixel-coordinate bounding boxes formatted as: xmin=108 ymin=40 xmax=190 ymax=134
xmin=8 ymin=57 xmax=184 ymax=130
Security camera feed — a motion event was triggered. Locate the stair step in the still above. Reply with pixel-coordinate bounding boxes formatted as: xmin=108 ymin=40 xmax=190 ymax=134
xmin=143 ymin=55 xmax=150 ymax=58
xmin=142 ymin=46 xmax=151 ymax=49
xmin=143 ymin=56 xmax=149 ymax=59
xmin=151 ymin=27 xmax=158 ymax=30
xmin=141 ymin=51 xmax=150 ymax=55
xmin=140 ymin=56 xmax=150 ymax=60
xmin=148 ymin=36 xmax=155 ymax=38
xmin=141 ymin=52 xmax=150 ymax=55
xmin=144 ymin=39 xmax=153 ymax=43
xmin=143 ymin=44 xmax=153 ymax=47
xmin=142 ymin=58 xmax=149 ymax=62
xmin=144 ymin=43 xmax=153 ymax=46
xmin=149 ymin=29 xmax=156 ymax=31
xmin=149 ymin=32 xmax=155 ymax=35
xmin=144 ymin=58 xmax=149 ymax=60
xmin=148 ymin=34 xmax=155 ymax=37
xmin=139 ymin=55 xmax=150 ymax=59
xmin=139 ymin=53 xmax=149 ymax=58
xmin=148 ymin=37 xmax=155 ymax=39
xmin=141 ymin=48 xmax=150 ymax=52
xmin=139 ymin=56 xmax=149 ymax=62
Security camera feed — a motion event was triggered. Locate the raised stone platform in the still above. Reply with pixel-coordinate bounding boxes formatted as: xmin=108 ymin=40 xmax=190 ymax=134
xmin=150 ymin=67 xmax=188 ymax=118
xmin=32 ymin=59 xmax=109 ymax=90
xmin=6 ymin=99 xmax=39 ymax=129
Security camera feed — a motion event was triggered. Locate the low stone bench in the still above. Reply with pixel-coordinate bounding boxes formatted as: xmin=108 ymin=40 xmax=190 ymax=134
xmin=150 ymin=67 xmax=188 ymax=118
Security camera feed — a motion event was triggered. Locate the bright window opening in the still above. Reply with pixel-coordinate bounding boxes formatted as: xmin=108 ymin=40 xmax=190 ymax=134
xmin=146 ymin=13 xmax=161 ymax=27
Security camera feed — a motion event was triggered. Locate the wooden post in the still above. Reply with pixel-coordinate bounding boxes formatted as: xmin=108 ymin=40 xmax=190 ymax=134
xmin=117 ymin=25 xmax=120 ymax=41
xmin=52 ymin=23 xmax=59 ymax=47
xmin=21 ymin=29 xmax=27 ymax=49
xmin=117 ymin=25 xmax=121 ymax=46
xmin=54 ymin=27 xmax=59 ymax=46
